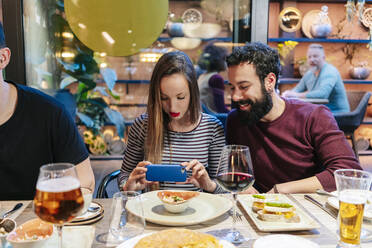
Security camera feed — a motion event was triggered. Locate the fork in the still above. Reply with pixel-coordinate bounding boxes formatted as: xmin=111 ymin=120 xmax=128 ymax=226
xmin=229 ymin=209 xmax=243 ymax=221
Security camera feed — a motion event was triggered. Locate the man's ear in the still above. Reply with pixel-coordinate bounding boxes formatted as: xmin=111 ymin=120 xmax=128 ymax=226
xmin=264 ymin=72 xmax=277 ymax=93
xmin=0 ymin=47 xmax=11 ymax=70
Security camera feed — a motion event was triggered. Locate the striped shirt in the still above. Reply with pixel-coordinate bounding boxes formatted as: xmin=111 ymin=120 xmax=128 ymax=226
xmin=118 ymin=113 xmax=226 ymax=193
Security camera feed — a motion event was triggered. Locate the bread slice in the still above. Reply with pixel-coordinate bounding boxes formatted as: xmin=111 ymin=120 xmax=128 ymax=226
xmin=257 ymin=205 xmax=301 ymax=223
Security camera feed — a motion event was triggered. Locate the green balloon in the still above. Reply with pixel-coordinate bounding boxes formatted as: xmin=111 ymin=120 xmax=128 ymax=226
xmin=65 ymin=0 xmax=168 ymax=56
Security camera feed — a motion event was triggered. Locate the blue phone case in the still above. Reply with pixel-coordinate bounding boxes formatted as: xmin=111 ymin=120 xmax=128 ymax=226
xmin=146 ymin=164 xmax=187 ymax=182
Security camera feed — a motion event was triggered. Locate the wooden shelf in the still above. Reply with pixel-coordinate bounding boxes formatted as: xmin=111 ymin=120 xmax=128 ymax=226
xmin=269 ymin=38 xmax=371 ymax=44
xmin=157 ymin=37 xmax=232 ymax=42
xmin=279 ymin=78 xmax=372 ymax=85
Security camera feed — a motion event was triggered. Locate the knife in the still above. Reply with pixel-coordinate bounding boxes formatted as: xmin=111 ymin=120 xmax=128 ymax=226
xmin=304 ymin=194 xmax=338 ymax=219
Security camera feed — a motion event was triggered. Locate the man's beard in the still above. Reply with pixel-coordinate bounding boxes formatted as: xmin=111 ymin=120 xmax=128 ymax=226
xmin=235 ymin=87 xmax=273 ymax=126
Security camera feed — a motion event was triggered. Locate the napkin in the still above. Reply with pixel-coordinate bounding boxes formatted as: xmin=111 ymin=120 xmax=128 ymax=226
xmin=43 ymin=226 xmax=95 ymax=248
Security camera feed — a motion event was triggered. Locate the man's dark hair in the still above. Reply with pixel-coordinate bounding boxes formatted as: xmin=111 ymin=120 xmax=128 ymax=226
xmin=226 ymin=42 xmax=280 ymax=85
xmin=198 ymin=42 xmax=228 ymax=72
xmin=0 ymin=22 xmax=6 ymax=48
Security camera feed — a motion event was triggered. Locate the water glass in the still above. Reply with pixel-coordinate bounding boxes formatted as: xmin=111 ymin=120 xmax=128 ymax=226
xmin=335 ymin=169 xmax=372 ymax=248
xmin=109 ymin=191 xmax=145 ymax=242
xmin=80 ymin=187 xmax=93 ymax=215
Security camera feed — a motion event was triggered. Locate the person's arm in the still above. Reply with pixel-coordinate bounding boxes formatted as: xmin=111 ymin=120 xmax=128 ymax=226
xmin=282 ymin=75 xmax=308 ymax=98
xmin=52 ymin=104 xmax=96 ymax=189
xmin=305 ymin=71 xmax=337 ymax=99
xmin=267 ymin=176 xmax=322 ymax=194
xmin=209 ymin=74 xmax=229 ymax=113
xmin=117 ymin=116 xmax=146 ymax=189
xmin=273 ymin=106 xmax=360 ymax=193
xmin=205 ymin=118 xmax=226 ymax=193
xmin=76 ymin=157 xmax=95 ymax=191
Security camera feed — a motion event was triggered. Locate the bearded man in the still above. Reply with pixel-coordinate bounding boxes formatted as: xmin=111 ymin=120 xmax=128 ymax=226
xmin=282 ymin=44 xmax=349 ymax=113
xmin=225 ymin=42 xmax=361 ymax=194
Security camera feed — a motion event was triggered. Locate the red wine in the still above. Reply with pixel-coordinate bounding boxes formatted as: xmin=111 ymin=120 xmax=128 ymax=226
xmin=216 ymin=172 xmax=254 ymax=192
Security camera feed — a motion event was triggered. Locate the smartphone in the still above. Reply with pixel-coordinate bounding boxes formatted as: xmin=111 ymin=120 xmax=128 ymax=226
xmin=146 ymin=164 xmax=187 ymax=182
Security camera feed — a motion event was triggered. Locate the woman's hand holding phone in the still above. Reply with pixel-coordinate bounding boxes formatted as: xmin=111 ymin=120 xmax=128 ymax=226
xmin=183 ymin=160 xmax=216 ymax=193
xmin=123 ymin=161 xmax=158 ymax=191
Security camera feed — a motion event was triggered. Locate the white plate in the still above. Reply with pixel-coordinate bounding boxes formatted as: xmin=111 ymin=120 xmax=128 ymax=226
xmin=117 ymin=232 xmax=236 ymax=248
xmin=238 ymin=194 xmax=320 ymax=232
xmin=253 ymin=234 xmax=319 ymax=248
xmin=126 ymin=190 xmax=232 ymax=226
xmin=72 ymin=202 xmax=103 ymax=222
xmin=327 ymin=191 xmax=372 ymax=220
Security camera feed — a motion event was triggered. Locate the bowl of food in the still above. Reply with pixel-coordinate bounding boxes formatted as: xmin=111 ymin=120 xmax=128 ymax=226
xmin=6 ymin=218 xmax=53 ymax=248
xmin=157 ymin=191 xmax=199 ymax=213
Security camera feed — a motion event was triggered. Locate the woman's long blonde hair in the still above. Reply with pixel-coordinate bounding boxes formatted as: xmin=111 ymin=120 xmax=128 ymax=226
xmin=145 ymin=51 xmax=201 ymax=163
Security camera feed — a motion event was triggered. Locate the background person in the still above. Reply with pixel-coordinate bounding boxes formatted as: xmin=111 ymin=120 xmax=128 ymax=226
xmin=282 ymin=44 xmax=349 ymax=113
xmin=197 ymin=42 xmax=229 ymax=113
xmin=118 ymin=51 xmax=226 ymax=193
xmin=226 ymin=42 xmax=361 ymax=194
xmin=0 ymin=22 xmax=94 ymax=200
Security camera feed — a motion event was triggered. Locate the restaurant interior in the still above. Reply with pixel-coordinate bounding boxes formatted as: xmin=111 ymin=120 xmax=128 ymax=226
xmin=2 ymin=0 xmax=372 ymax=247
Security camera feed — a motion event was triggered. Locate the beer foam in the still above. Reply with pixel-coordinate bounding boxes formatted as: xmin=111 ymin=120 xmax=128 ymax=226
xmin=36 ymin=176 xmax=81 ymax=192
xmin=339 ymin=190 xmax=368 ymax=204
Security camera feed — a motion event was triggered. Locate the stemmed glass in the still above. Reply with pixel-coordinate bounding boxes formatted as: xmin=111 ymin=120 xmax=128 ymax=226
xmin=216 ymin=145 xmax=254 ymax=244
xmin=33 ymin=163 xmax=84 ymax=248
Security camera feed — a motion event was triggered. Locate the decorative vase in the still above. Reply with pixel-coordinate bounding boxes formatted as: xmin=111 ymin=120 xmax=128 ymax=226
xmin=310 ymin=23 xmax=332 ymax=38
xmin=349 ymin=67 xmax=371 ymax=79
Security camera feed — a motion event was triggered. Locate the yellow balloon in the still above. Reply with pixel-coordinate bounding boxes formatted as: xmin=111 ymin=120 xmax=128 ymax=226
xmin=65 ymin=0 xmax=168 ymax=56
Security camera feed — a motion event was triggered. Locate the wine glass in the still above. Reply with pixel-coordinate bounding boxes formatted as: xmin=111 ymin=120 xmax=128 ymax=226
xmin=33 ymin=163 xmax=84 ymax=248
xmin=216 ymin=145 xmax=254 ymax=244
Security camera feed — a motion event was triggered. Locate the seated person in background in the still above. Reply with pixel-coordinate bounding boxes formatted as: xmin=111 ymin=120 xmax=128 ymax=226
xmin=197 ymin=42 xmax=229 ymax=113
xmin=282 ymin=44 xmax=349 ymax=113
xmin=226 ymin=42 xmax=361 ymax=194
xmin=0 ymin=23 xmax=94 ymax=200
xmin=118 ymin=51 xmax=226 ymax=193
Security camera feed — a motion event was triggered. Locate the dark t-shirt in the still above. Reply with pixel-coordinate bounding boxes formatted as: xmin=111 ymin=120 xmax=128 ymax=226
xmin=0 ymin=82 xmax=89 ymax=200
xmin=226 ymin=98 xmax=361 ymax=192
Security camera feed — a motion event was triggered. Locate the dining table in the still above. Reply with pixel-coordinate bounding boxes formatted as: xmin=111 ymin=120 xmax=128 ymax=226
xmin=294 ymin=97 xmax=329 ymax=104
xmin=3 ymin=193 xmax=372 ymax=248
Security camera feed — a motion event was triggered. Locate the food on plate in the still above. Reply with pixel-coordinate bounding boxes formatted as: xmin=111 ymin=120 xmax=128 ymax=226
xmin=157 ymin=191 xmax=200 ymax=204
xmin=252 ymin=194 xmax=266 ymax=212
xmin=134 ymin=228 xmax=223 ymax=248
xmin=257 ymin=202 xmax=300 ymax=223
xmin=7 ymin=218 xmax=53 ymax=247
xmin=157 ymin=191 xmax=200 ymax=213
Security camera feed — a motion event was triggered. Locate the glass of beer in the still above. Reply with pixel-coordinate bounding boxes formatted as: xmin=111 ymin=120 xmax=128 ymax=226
xmin=335 ymin=169 xmax=372 ymax=248
xmin=33 ymin=163 xmax=84 ymax=248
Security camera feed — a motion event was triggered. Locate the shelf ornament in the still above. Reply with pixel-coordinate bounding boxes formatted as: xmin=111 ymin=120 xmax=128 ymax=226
xmin=361 ymin=8 xmax=372 ymax=50
xmin=278 ymin=7 xmax=302 ymax=33
xmin=310 ymin=6 xmax=332 ymax=38
xmin=345 ymin=0 xmax=366 ymax=23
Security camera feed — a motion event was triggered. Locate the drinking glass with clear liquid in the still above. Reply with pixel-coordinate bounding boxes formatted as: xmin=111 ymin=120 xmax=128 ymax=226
xmin=33 ymin=163 xmax=84 ymax=248
xmin=334 ymin=169 xmax=372 ymax=248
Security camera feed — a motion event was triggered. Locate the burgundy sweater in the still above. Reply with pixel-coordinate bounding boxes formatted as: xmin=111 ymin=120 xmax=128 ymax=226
xmin=226 ymin=98 xmax=361 ymax=192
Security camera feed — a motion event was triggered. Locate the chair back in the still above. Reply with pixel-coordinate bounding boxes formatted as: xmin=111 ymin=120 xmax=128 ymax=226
xmin=96 ymin=170 xmax=120 ymax=198
xmin=201 ymin=102 xmax=228 ymax=128
xmin=334 ymin=91 xmax=371 ymax=133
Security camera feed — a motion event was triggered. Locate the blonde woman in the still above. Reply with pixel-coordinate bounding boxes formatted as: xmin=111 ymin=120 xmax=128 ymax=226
xmin=118 ymin=51 xmax=225 ymax=193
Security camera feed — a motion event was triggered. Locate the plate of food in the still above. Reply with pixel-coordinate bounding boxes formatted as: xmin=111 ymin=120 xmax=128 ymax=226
xmin=327 ymin=191 xmax=372 ymax=220
xmin=238 ymin=194 xmax=320 ymax=232
xmin=117 ymin=228 xmax=236 ymax=248
xmin=126 ymin=190 xmax=232 ymax=226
